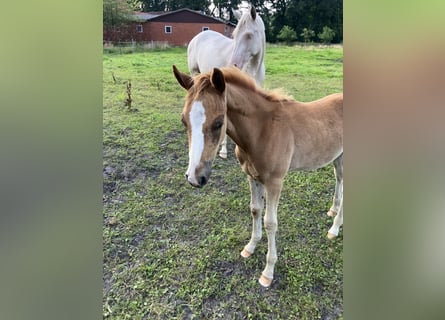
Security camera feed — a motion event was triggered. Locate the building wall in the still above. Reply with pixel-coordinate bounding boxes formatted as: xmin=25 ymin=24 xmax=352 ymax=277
xmin=104 ymin=13 xmax=235 ymax=45
xmin=103 ymin=25 xmax=141 ymax=43
xmin=143 ymin=22 xmax=234 ymax=46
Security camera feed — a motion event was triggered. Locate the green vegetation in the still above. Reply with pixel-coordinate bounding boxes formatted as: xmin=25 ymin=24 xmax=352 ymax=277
xmin=103 ymin=45 xmax=343 ymax=319
xmin=318 ymin=26 xmax=337 ymax=44
xmin=301 ymin=28 xmax=316 ymax=43
xmin=277 ymin=25 xmax=297 ymax=45
xmin=103 ymin=0 xmax=136 ymax=28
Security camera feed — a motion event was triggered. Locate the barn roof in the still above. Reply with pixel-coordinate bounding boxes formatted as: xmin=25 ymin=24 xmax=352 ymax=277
xmin=134 ymin=8 xmax=235 ymax=27
xmin=133 ymin=12 xmax=163 ymax=20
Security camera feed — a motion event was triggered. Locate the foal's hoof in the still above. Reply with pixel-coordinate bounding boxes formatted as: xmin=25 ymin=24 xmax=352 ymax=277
xmin=218 ymin=151 xmax=227 ymax=159
xmin=240 ymin=249 xmax=252 ymax=258
xmin=327 ymin=209 xmax=337 ymax=217
xmin=259 ymin=274 xmax=273 ymax=287
xmin=327 ymin=232 xmax=337 ymax=240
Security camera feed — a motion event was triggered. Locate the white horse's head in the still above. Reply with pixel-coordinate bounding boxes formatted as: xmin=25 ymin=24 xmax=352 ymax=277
xmin=230 ymin=6 xmax=266 ymax=73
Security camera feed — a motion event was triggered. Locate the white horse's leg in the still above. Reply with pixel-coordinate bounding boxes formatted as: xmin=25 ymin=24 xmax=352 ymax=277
xmin=241 ymin=177 xmax=265 ymax=258
xmin=327 ymin=154 xmax=343 ymax=239
xmin=259 ymin=180 xmax=282 ymax=287
xmin=218 ymin=135 xmax=228 ymax=159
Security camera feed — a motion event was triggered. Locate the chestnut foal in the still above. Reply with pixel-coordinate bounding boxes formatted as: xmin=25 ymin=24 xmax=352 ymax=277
xmin=173 ymin=65 xmax=343 ymax=287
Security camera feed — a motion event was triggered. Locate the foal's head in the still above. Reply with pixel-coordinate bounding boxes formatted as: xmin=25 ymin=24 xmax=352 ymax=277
xmin=173 ymin=65 xmax=227 ymax=188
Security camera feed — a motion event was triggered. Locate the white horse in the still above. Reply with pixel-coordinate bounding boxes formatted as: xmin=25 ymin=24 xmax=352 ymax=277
xmin=187 ymin=6 xmax=266 ymax=159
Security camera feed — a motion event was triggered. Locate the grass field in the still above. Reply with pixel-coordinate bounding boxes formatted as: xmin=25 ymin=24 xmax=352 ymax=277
xmin=103 ymin=44 xmax=343 ymax=319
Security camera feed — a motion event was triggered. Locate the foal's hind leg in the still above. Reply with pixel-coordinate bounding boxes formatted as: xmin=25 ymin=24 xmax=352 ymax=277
xmin=327 ymin=198 xmax=343 ymax=240
xmin=218 ymin=135 xmax=228 ymax=159
xmin=327 ymin=154 xmax=343 ymax=217
xmin=327 ymin=154 xmax=343 ymax=239
xmin=241 ymin=176 xmax=264 ymax=258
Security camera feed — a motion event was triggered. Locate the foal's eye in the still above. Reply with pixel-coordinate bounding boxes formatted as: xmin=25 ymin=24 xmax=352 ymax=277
xmin=212 ymin=119 xmax=223 ymax=130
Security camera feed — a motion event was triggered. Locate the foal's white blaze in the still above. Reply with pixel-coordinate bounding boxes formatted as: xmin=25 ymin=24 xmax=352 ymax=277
xmin=186 ymin=101 xmax=206 ymax=185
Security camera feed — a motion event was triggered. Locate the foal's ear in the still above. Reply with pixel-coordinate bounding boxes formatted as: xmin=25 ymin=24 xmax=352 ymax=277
xmin=211 ymin=68 xmax=225 ymax=94
xmin=250 ymin=6 xmax=257 ymax=20
xmin=172 ymin=65 xmax=193 ymax=90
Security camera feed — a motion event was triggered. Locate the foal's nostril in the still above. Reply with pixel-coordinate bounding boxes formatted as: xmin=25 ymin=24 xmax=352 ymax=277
xmin=199 ymin=176 xmax=208 ymax=187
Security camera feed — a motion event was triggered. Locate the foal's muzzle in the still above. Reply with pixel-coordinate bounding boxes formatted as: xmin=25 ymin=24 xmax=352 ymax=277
xmin=185 ymin=161 xmax=212 ymax=188
xmin=185 ymin=173 xmax=208 ymax=188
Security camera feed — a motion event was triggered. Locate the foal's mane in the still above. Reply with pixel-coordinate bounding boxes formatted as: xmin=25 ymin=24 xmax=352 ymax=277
xmin=192 ymin=67 xmax=292 ymax=103
xmin=220 ymin=67 xmax=293 ymax=102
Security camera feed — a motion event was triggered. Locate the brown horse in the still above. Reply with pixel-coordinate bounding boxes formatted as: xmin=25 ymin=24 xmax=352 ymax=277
xmin=173 ymin=65 xmax=343 ymax=287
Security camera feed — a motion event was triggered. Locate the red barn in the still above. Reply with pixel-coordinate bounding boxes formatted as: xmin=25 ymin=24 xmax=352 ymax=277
xmin=104 ymin=8 xmax=235 ymax=46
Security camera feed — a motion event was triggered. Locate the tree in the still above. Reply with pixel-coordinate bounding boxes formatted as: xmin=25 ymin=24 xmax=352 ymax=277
xmin=139 ymin=0 xmax=166 ymax=11
xmin=140 ymin=0 xmax=211 ymax=13
xmin=269 ymin=0 xmax=342 ymax=43
xmin=103 ymin=0 xmax=135 ymax=28
xmin=127 ymin=0 xmax=143 ymax=10
xmin=277 ymin=25 xmax=297 ymax=45
xmin=318 ymin=26 xmax=335 ymax=44
xmin=300 ymin=27 xmax=315 ymax=43
xmin=209 ymin=0 xmax=241 ymax=22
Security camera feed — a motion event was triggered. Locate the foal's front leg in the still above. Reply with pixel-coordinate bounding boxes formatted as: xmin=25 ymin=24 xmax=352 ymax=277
xmin=241 ymin=177 xmax=264 ymax=258
xmin=259 ymin=180 xmax=282 ymax=287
